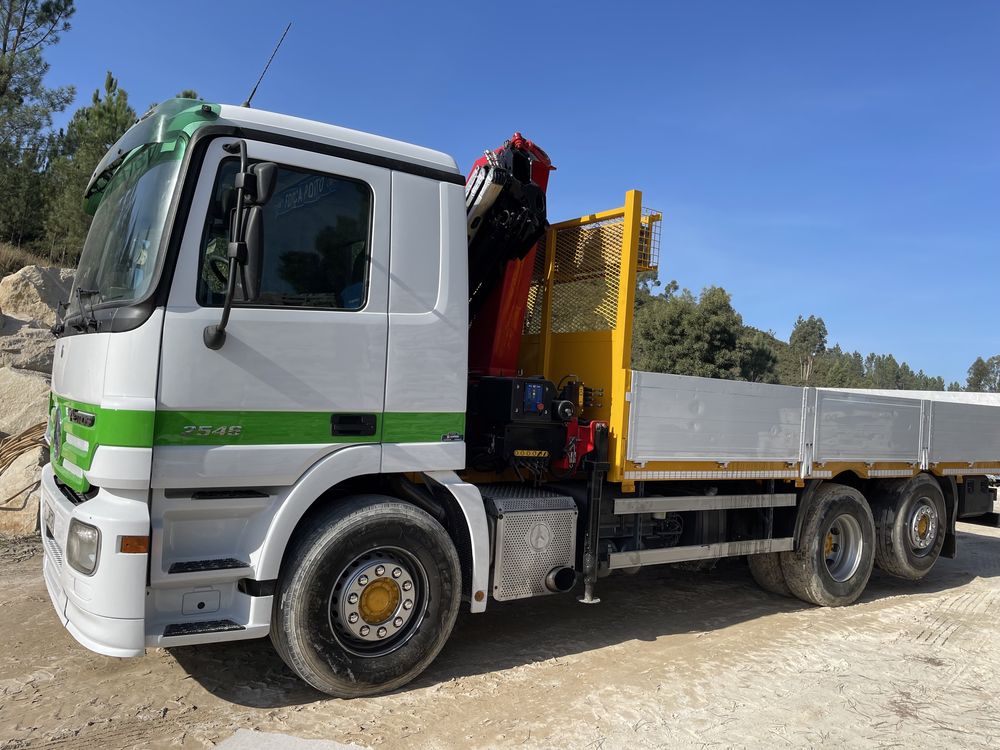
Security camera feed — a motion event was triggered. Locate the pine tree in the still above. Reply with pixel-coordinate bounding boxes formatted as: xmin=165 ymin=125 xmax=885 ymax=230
xmin=44 ymin=71 xmax=136 ymax=263
xmin=966 ymin=356 xmax=1000 ymax=392
xmin=0 ymin=0 xmax=75 ymax=246
xmin=632 ymin=283 xmax=778 ymax=383
xmin=788 ymin=315 xmax=827 ymax=384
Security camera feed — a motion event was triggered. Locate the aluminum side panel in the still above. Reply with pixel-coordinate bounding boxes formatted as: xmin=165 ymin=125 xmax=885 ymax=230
xmin=829 ymin=387 xmax=1000 ymax=407
xmin=627 ymin=373 xmax=1000 ymax=469
xmin=627 ymin=371 xmax=804 ymax=463
xmin=813 ymin=390 xmax=922 ymax=463
xmin=929 ymin=400 xmax=1000 ymax=463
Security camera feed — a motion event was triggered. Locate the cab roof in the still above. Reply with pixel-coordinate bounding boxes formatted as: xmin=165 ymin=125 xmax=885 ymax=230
xmin=217 ymin=103 xmax=460 ymax=176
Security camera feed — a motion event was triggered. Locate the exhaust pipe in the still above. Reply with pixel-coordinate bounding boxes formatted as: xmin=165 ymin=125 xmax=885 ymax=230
xmin=545 ymin=566 xmax=577 ymax=593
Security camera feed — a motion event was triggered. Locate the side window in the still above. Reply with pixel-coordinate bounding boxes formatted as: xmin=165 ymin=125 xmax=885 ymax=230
xmin=197 ymin=158 xmax=373 ymax=309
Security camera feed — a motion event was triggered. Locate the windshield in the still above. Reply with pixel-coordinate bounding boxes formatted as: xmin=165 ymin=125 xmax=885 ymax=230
xmin=69 ymin=141 xmax=184 ymax=317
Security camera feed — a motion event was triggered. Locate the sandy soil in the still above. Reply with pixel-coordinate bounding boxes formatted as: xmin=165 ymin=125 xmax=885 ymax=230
xmin=3 ymin=522 xmax=1000 ymax=749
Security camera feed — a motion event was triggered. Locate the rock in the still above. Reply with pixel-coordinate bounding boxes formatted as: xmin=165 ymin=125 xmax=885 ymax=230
xmin=0 ymin=446 xmax=42 ymax=536
xmin=0 ymin=367 xmax=50 ymax=438
xmin=0 ymin=322 xmax=54 ymax=374
xmin=0 ymin=265 xmax=74 ymax=327
xmin=0 ymin=306 xmax=15 ymax=334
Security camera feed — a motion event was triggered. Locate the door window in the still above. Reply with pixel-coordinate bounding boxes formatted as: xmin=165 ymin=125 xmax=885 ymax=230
xmin=197 ymin=158 xmax=373 ymax=309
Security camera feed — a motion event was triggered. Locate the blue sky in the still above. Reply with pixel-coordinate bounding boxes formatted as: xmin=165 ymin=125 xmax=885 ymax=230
xmin=44 ymin=1 xmax=999 ymax=385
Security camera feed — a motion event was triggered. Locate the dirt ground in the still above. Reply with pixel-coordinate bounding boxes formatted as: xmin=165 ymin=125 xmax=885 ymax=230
xmin=3 ymin=522 xmax=1000 ymax=749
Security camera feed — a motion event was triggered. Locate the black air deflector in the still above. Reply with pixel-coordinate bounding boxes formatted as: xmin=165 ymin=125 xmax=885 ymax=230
xmin=163 ymin=620 xmax=245 ymax=637
xmin=168 ymin=558 xmax=249 ymax=574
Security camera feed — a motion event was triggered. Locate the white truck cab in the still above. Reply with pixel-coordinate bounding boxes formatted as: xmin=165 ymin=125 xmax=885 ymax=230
xmin=45 ymin=99 xmax=470 ymax=660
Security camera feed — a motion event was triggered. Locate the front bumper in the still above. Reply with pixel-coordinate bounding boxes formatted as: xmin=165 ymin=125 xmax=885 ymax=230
xmin=40 ymin=463 xmax=149 ymax=657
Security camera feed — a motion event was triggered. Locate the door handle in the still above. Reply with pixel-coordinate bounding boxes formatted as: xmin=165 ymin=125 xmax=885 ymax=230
xmin=331 ymin=413 xmax=378 ymax=437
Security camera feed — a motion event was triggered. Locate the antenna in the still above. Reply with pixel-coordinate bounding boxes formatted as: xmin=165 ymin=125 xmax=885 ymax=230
xmin=242 ymin=22 xmax=292 ymax=108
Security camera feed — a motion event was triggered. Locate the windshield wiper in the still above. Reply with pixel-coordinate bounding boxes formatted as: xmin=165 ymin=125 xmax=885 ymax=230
xmin=50 ymin=300 xmax=69 ymax=337
xmin=72 ymin=288 xmax=101 ymax=332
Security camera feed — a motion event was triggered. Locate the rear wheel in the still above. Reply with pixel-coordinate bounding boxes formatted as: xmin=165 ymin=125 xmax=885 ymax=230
xmin=271 ymin=496 xmax=461 ymax=697
xmin=871 ymin=474 xmax=946 ymax=580
xmin=781 ymin=483 xmax=875 ymax=607
xmin=748 ymin=552 xmax=792 ymax=597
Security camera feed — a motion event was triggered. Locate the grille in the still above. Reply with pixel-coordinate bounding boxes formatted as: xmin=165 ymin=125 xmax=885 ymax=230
xmin=522 ymin=235 xmax=548 ymax=335
xmin=638 ymin=207 xmax=661 ymax=272
xmin=44 ymin=536 xmax=64 ymax=569
xmin=485 ymin=485 xmax=578 ymax=601
xmin=522 ymin=205 xmax=661 ymax=337
xmin=494 ymin=510 xmax=577 ymax=601
xmin=550 ymin=217 xmax=624 ymax=333
xmin=56 ymin=480 xmax=88 ymax=505
xmin=479 ymin=483 xmax=577 ymax=514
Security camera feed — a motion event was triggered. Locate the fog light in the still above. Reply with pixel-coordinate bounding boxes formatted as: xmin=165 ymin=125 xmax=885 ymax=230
xmin=67 ymin=519 xmax=101 ymax=575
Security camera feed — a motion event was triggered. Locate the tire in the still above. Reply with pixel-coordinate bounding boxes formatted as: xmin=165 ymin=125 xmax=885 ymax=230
xmin=271 ymin=495 xmax=461 ymax=698
xmin=871 ymin=474 xmax=946 ymax=580
xmin=748 ymin=552 xmax=792 ymax=597
xmin=781 ymin=483 xmax=875 ymax=607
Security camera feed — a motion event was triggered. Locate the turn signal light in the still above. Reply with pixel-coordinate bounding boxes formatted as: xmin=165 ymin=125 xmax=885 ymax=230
xmin=120 ymin=535 xmax=149 ymax=554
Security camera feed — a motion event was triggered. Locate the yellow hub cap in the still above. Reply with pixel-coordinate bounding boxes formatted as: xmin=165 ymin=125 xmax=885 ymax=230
xmin=359 ymin=577 xmax=401 ymax=625
xmin=917 ymin=516 xmax=929 ymax=539
xmin=824 ymin=532 xmax=834 ymax=557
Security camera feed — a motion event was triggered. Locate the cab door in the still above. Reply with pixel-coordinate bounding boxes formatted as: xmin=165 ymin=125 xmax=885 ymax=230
xmin=153 ymin=137 xmax=391 ymax=491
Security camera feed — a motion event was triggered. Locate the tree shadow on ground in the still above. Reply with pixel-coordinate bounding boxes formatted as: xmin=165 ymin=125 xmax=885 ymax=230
xmin=169 ymin=524 xmax=1000 ymax=708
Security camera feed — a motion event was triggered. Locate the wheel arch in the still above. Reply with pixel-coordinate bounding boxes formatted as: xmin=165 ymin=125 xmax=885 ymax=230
xmin=255 ymin=444 xmax=383 ymax=581
xmin=255 ymin=452 xmax=489 ymax=614
xmin=830 ymin=470 xmax=864 ymax=491
xmin=422 ymin=470 xmax=490 ymax=613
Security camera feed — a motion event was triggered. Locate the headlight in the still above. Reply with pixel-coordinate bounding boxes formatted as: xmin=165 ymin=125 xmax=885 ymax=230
xmin=67 ymin=519 xmax=101 ymax=576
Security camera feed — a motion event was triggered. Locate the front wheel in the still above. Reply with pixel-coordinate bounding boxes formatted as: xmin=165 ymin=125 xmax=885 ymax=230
xmin=781 ymin=483 xmax=875 ymax=607
xmin=271 ymin=496 xmax=461 ymax=697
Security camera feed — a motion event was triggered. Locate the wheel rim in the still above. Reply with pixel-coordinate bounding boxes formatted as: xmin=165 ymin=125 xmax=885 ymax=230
xmin=328 ymin=547 xmax=428 ymax=658
xmin=907 ymin=497 xmax=939 ymax=557
xmin=823 ymin=513 xmax=864 ymax=582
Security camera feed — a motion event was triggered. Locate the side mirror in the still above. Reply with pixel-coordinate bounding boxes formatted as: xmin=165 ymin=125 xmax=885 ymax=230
xmin=247 ymin=162 xmax=277 ymax=205
xmin=243 ymin=205 xmax=263 ymax=302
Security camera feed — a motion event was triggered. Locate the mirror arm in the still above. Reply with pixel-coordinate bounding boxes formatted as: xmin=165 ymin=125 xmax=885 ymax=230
xmin=238 ymin=264 xmax=249 ymax=302
xmin=203 ymin=141 xmax=249 ymax=350
xmin=203 ymin=257 xmax=239 ymax=349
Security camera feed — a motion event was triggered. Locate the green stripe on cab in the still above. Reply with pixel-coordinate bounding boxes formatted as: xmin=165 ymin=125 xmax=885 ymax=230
xmin=47 ymin=391 xmax=465 ymax=491
xmin=152 ymin=411 xmax=464 ymax=446
xmin=382 ymin=412 xmax=465 ymax=443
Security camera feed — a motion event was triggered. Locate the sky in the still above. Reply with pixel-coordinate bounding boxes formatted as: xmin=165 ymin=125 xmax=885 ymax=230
xmin=42 ymin=1 xmax=1000 ymax=385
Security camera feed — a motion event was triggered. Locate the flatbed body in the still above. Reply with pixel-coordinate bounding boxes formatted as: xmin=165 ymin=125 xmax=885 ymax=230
xmin=625 ymin=371 xmax=1000 ymax=483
